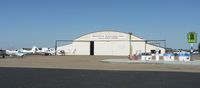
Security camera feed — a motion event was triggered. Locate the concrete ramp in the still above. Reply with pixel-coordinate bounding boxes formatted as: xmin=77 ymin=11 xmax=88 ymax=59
xmin=101 ymin=59 xmax=200 ymax=65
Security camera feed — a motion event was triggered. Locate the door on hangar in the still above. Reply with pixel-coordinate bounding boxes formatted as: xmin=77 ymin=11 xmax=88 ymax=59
xmin=94 ymin=42 xmax=113 ymax=55
xmin=90 ymin=41 xmax=94 ymax=55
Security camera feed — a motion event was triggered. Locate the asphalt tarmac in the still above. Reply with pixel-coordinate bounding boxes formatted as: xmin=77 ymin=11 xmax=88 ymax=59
xmin=0 ymin=67 xmax=200 ymax=88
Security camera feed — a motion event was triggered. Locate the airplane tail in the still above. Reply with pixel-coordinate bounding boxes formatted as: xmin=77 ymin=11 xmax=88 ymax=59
xmin=31 ymin=46 xmax=38 ymax=54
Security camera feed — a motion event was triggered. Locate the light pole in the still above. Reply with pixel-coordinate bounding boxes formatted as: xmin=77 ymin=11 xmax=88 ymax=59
xmin=129 ymin=32 xmax=132 ymax=58
xmin=145 ymin=40 xmax=147 ymax=53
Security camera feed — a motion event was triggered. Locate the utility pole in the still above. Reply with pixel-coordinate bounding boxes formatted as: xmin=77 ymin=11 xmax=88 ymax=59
xmin=128 ymin=32 xmax=132 ymax=59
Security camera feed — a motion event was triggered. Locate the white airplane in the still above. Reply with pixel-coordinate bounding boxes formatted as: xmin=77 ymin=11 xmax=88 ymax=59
xmin=47 ymin=48 xmax=56 ymax=55
xmin=36 ymin=47 xmax=55 ymax=55
xmin=36 ymin=47 xmax=49 ymax=53
xmin=5 ymin=50 xmax=24 ymax=57
xmin=19 ymin=46 xmax=37 ymax=55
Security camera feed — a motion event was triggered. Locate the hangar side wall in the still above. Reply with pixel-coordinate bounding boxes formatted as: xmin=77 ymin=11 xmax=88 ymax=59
xmin=57 ymin=42 xmax=90 ymax=55
xmin=146 ymin=44 xmax=165 ymax=54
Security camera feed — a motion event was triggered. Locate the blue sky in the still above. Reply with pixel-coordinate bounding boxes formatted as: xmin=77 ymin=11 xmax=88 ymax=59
xmin=0 ymin=0 xmax=199 ymax=49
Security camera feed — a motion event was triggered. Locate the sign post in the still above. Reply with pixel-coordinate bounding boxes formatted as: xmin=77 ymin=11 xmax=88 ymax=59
xmin=187 ymin=32 xmax=197 ymax=61
xmin=187 ymin=32 xmax=197 ymax=54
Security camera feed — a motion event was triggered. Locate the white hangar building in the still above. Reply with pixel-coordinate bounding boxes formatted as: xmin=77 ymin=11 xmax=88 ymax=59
xmin=57 ymin=31 xmax=165 ymax=56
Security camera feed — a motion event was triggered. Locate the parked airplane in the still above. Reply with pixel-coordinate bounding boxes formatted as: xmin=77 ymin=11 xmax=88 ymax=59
xmin=19 ymin=46 xmax=37 ymax=55
xmin=5 ymin=50 xmax=24 ymax=57
xmin=0 ymin=49 xmax=24 ymax=58
xmin=47 ymin=48 xmax=56 ymax=55
xmin=1 ymin=46 xmax=55 ymax=58
xmin=36 ymin=47 xmax=55 ymax=55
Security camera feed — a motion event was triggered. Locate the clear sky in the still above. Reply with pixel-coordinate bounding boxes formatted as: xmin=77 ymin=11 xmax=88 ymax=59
xmin=0 ymin=0 xmax=199 ymax=49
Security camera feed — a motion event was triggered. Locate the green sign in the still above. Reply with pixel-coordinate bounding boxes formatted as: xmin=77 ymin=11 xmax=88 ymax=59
xmin=187 ymin=32 xmax=197 ymax=43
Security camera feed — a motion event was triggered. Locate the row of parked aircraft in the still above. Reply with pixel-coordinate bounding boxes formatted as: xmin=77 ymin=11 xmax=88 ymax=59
xmin=0 ymin=46 xmax=56 ymax=58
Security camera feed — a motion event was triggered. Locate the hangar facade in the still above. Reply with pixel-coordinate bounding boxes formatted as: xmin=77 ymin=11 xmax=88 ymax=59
xmin=57 ymin=31 xmax=166 ymax=56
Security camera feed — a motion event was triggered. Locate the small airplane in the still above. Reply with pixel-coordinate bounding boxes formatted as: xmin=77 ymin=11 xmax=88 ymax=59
xmin=1 ymin=46 xmax=55 ymax=58
xmin=0 ymin=49 xmax=24 ymax=58
xmin=5 ymin=50 xmax=24 ymax=57
xmin=19 ymin=46 xmax=37 ymax=55
xmin=36 ymin=47 xmax=55 ymax=55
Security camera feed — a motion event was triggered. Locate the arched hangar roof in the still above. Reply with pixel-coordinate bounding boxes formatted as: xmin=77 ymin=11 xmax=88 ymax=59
xmin=75 ymin=30 xmax=144 ymax=41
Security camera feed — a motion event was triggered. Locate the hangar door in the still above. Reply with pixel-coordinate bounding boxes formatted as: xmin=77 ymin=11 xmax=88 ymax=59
xmin=94 ymin=41 xmax=129 ymax=56
xmin=94 ymin=42 xmax=113 ymax=55
xmin=90 ymin=41 xmax=94 ymax=55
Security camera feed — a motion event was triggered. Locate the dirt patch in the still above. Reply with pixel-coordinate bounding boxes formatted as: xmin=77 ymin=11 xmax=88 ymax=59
xmin=0 ymin=55 xmax=200 ymax=73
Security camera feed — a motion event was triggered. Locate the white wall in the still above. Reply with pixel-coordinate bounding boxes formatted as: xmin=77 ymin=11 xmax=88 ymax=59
xmin=57 ymin=42 xmax=90 ymax=55
xmin=146 ymin=44 xmax=165 ymax=54
xmin=112 ymin=41 xmax=129 ymax=56
xmin=73 ymin=42 xmax=90 ymax=55
xmin=131 ymin=42 xmax=146 ymax=54
xmin=94 ymin=41 xmax=129 ymax=56
xmin=94 ymin=42 xmax=113 ymax=55
xmin=57 ymin=31 xmax=165 ymax=56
